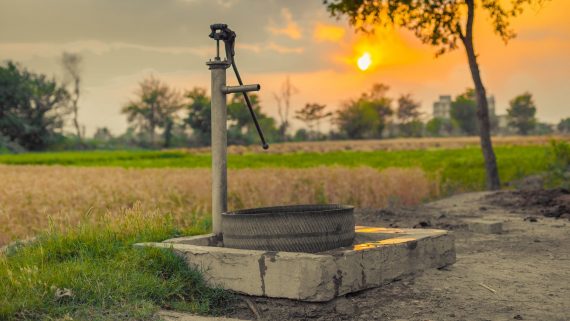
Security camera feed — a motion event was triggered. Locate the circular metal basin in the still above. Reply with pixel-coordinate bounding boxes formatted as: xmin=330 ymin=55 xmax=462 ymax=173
xmin=222 ymin=204 xmax=355 ymax=253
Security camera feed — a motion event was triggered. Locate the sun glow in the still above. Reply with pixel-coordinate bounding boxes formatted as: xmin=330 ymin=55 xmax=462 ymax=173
xmin=357 ymin=52 xmax=372 ymax=71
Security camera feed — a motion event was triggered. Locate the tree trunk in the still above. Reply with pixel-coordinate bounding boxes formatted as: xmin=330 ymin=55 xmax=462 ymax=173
xmin=150 ymin=102 xmax=156 ymax=147
xmin=462 ymin=0 xmax=501 ymax=190
xmin=72 ymin=78 xmax=82 ymax=141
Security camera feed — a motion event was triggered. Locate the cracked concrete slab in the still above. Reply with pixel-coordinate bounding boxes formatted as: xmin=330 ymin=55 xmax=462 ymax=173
xmin=136 ymin=226 xmax=455 ymax=302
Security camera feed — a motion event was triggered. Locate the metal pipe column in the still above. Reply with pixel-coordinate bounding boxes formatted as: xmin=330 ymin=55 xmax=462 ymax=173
xmin=208 ymin=59 xmax=229 ymax=238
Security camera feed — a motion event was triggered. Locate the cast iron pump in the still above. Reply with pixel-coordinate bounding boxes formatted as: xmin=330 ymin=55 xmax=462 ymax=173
xmin=207 ymin=23 xmax=268 ymax=239
xmin=208 ymin=23 xmax=268 ymax=149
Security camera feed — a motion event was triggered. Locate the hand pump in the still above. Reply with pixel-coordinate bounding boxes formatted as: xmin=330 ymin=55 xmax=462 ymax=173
xmin=207 ymin=24 xmax=268 ymax=240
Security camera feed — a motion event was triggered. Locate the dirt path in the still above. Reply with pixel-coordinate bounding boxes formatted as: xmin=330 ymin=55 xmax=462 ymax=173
xmin=221 ymin=191 xmax=570 ymax=321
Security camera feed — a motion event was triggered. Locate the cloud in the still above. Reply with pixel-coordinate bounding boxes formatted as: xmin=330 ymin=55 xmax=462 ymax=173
xmin=267 ymin=8 xmax=303 ymax=40
xmin=266 ymin=42 xmax=304 ymax=54
xmin=235 ymin=42 xmax=304 ymax=55
xmin=313 ymin=23 xmax=345 ymax=43
xmin=0 ymin=41 xmax=211 ymax=60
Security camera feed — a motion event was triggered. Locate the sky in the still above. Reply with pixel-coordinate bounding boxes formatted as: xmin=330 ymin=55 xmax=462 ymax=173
xmin=1 ymin=0 xmax=569 ymax=136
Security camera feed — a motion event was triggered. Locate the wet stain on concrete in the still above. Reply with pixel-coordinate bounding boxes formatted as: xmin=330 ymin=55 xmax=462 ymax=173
xmin=258 ymin=254 xmax=267 ymax=296
xmin=333 ymin=270 xmax=343 ymax=297
xmin=407 ymin=240 xmax=418 ymax=250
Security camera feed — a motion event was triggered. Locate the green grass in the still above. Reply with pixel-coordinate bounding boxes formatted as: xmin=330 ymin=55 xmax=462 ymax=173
xmin=0 ymin=209 xmax=232 ymax=321
xmin=0 ymin=145 xmax=552 ymax=192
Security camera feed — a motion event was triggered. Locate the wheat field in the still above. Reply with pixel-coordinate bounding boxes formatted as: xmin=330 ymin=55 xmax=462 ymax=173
xmin=0 ymin=165 xmax=432 ymax=246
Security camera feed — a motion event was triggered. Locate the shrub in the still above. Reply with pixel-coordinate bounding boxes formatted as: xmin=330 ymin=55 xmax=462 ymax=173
xmin=545 ymin=140 xmax=570 ymax=188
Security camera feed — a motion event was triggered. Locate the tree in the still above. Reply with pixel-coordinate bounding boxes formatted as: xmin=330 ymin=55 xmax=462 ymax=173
xmin=366 ymin=84 xmax=393 ymax=136
xmin=295 ymin=103 xmax=332 ymax=139
xmin=122 ymin=76 xmax=182 ymax=146
xmin=61 ymin=52 xmax=83 ymax=141
xmin=93 ymin=127 xmax=113 ymax=141
xmin=451 ymin=89 xmax=478 ymax=135
xmin=335 ymin=84 xmax=393 ymax=139
xmin=273 ymin=76 xmax=298 ymax=140
xmin=227 ymin=93 xmax=280 ymax=146
xmin=426 ymin=117 xmax=457 ymax=137
xmin=532 ymin=122 xmax=552 ymax=135
xmin=558 ymin=118 xmax=570 ymax=134
xmin=507 ymin=92 xmax=537 ymax=135
xmin=185 ymin=87 xmax=211 ymax=146
xmin=325 ymin=0 xmax=548 ymax=189
xmin=336 ymin=99 xmax=378 ymax=139
xmin=397 ymin=94 xmax=422 ymax=137
xmin=0 ymin=61 xmax=70 ymax=150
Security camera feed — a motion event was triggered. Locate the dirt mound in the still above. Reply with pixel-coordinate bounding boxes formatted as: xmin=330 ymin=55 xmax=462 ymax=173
xmin=486 ymin=188 xmax=570 ymax=219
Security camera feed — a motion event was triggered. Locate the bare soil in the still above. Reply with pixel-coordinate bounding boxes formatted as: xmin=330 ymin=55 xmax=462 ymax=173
xmin=486 ymin=188 xmax=570 ymax=220
xmin=219 ymin=190 xmax=570 ymax=321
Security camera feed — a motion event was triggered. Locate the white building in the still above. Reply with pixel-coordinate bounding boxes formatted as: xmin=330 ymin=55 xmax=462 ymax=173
xmin=433 ymin=94 xmax=496 ymax=119
xmin=433 ymin=95 xmax=452 ymax=118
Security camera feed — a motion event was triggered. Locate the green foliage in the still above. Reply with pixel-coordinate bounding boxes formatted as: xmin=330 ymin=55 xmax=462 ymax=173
xmin=0 ymin=210 xmax=231 ymax=320
xmin=185 ymin=87 xmax=212 ymax=146
xmin=227 ymin=93 xmax=280 ymax=146
xmin=293 ymin=128 xmax=310 ymax=141
xmin=450 ymin=89 xmax=478 ymax=135
xmin=336 ymin=84 xmax=393 ymax=139
xmin=295 ymin=103 xmax=332 ymax=138
xmin=397 ymin=94 xmax=423 ymax=137
xmin=532 ymin=122 xmax=553 ymax=136
xmin=186 ymin=90 xmax=281 ymax=147
xmin=507 ymin=92 xmax=537 ymax=135
xmin=122 ymin=76 xmax=183 ymax=147
xmin=426 ymin=117 xmax=454 ymax=137
xmin=0 ymin=61 xmax=70 ymax=151
xmin=558 ymin=117 xmax=570 ymax=134
xmin=399 ymin=120 xmax=424 ymax=138
xmin=545 ymin=140 xmax=570 ymax=188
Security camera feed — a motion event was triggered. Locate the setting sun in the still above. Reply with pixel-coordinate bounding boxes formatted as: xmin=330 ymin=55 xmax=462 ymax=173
xmin=357 ymin=52 xmax=372 ymax=71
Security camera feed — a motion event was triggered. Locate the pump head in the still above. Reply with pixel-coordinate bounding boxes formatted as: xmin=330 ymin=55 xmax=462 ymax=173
xmin=208 ymin=23 xmax=269 ymax=150
xmin=209 ymin=24 xmax=236 ymax=63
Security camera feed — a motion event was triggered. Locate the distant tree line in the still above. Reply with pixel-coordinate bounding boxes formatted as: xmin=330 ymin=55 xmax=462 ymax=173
xmin=1 ymin=60 xmax=568 ymax=153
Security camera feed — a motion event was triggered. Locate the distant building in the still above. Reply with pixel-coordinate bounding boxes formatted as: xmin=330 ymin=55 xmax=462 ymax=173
xmin=497 ymin=114 xmax=509 ymax=129
xmin=433 ymin=94 xmax=496 ymax=119
xmin=433 ymin=95 xmax=452 ymax=119
xmin=487 ymin=95 xmax=496 ymax=117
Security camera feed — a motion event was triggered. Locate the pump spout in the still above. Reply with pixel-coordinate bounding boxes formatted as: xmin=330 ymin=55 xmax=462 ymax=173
xmin=222 ymin=84 xmax=260 ymax=94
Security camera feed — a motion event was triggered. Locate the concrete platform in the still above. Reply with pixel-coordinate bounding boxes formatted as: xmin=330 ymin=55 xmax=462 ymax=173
xmin=136 ymin=226 xmax=455 ymax=302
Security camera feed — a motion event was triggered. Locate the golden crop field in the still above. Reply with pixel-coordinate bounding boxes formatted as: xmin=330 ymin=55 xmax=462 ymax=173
xmin=187 ymin=135 xmax=570 ymax=154
xmin=0 ymin=165 xmax=431 ymax=246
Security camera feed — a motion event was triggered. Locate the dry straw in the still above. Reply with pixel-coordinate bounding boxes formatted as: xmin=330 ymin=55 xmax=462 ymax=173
xmin=0 ymin=165 xmax=431 ymax=246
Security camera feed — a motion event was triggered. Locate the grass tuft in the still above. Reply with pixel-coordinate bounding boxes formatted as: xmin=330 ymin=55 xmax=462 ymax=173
xmin=0 ymin=206 xmax=232 ymax=321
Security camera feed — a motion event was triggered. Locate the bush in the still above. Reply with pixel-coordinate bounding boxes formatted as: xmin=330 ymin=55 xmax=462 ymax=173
xmin=545 ymin=140 xmax=570 ymax=188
